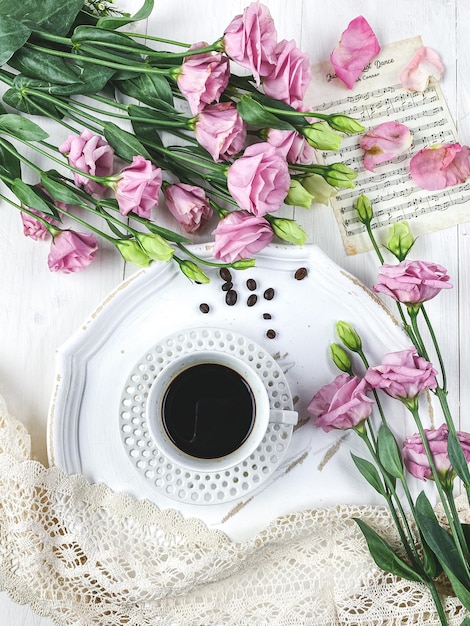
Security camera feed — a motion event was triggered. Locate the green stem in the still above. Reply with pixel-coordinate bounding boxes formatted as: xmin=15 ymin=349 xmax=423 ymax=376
xmin=357 ymin=428 xmax=423 ymax=568
xmin=25 ymin=42 xmax=173 ymax=76
xmin=177 ymin=243 xmax=249 ymax=269
xmin=421 ymin=305 xmax=447 ymax=392
xmin=426 ymin=581 xmax=449 ymax=626
xmin=411 ymin=407 xmax=470 ymax=567
xmin=408 ymin=307 xmax=430 ymax=361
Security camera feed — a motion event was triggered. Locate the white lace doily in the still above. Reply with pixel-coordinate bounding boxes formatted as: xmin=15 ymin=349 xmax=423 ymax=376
xmin=0 ymin=394 xmax=468 ymax=626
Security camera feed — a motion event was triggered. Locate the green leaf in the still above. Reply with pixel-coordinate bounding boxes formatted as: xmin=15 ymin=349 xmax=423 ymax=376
xmin=351 ymin=453 xmax=386 ymax=496
xmin=11 ymin=178 xmax=57 ymax=217
xmin=8 ymin=46 xmax=81 ymax=85
xmin=72 ymin=25 xmax=153 ymax=54
xmin=0 ymin=138 xmax=21 ymax=181
xmin=0 ymin=16 xmax=31 ymax=65
xmin=0 ymin=113 xmax=48 ymax=141
xmin=103 ymin=122 xmax=151 ymax=162
xmin=40 ymin=172 xmax=84 ymax=207
xmin=2 ymin=86 xmax=63 ymax=118
xmin=237 ymin=95 xmax=295 ymax=130
xmin=114 ymin=74 xmax=174 ymax=108
xmin=377 ymin=424 xmax=405 ymax=479
xmin=354 ymin=518 xmax=424 ymax=582
xmin=460 ymin=617 xmax=470 ymax=626
xmin=0 ymin=0 xmax=84 ymax=36
xmin=415 ymin=491 xmax=470 ymax=599
xmin=448 ymin=430 xmax=470 ymax=485
xmin=96 ymin=0 xmax=154 ymax=30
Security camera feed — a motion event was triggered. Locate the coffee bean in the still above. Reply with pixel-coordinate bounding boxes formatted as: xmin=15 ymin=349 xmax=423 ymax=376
xmin=199 ymin=303 xmax=210 ymax=314
xmin=219 ymin=268 xmax=232 ymax=282
xmin=246 ymin=278 xmax=257 ymax=291
xmin=247 ymin=294 xmax=257 ymax=307
xmin=225 ymin=289 xmax=237 ymax=306
xmin=221 ymin=281 xmax=233 ymax=291
xmin=294 ymin=267 xmax=308 ymax=280
xmin=263 ymin=287 xmax=275 ymax=300
xmin=266 ymin=329 xmax=276 ymax=339
xmin=262 ymin=313 xmax=272 ymax=320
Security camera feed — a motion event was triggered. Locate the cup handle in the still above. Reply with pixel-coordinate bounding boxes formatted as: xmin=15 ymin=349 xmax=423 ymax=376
xmin=268 ymin=409 xmax=298 ymax=426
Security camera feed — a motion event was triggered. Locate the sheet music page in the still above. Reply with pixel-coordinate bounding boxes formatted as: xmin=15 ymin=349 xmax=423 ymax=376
xmin=305 ymin=36 xmax=470 ymax=254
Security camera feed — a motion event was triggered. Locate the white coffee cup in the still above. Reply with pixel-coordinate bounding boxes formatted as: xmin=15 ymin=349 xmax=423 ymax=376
xmin=146 ymin=350 xmax=298 ymax=472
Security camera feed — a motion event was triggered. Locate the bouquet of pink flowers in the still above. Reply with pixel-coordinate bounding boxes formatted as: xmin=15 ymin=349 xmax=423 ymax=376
xmin=308 ymin=198 xmax=470 ymax=626
xmin=0 ymin=0 xmax=362 ymax=279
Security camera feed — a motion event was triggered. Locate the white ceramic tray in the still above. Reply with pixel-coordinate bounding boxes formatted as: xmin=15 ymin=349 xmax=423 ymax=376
xmin=48 ymin=243 xmax=414 ymax=541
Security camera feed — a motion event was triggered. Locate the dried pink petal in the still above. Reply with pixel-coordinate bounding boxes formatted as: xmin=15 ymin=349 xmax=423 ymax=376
xmin=360 ymin=121 xmax=412 ymax=172
xmin=410 ymin=143 xmax=470 ymax=191
xmin=330 ymin=16 xmax=380 ymax=90
xmin=400 ymin=46 xmax=444 ymax=92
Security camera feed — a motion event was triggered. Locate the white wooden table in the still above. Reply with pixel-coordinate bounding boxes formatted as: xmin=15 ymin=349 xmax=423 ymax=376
xmin=1 ymin=0 xmax=469 ymax=622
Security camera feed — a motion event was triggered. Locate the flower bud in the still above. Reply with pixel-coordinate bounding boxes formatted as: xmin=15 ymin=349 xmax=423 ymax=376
xmin=354 ymin=194 xmax=373 ymax=225
xmin=231 ymin=258 xmax=256 ymax=270
xmin=303 ymin=122 xmax=342 ymax=151
xmin=136 ymin=233 xmax=174 ymax=262
xmin=330 ymin=343 xmax=353 ymax=373
xmin=302 ymin=174 xmax=337 ymax=206
xmin=327 ymin=114 xmax=365 ymax=135
xmin=385 ymin=221 xmax=415 ymax=261
xmin=324 ymin=163 xmax=357 ymax=188
xmin=268 ymin=216 xmax=307 ymax=246
xmin=177 ymin=259 xmax=210 ymax=283
xmin=284 ymin=179 xmax=314 ymax=209
xmin=116 ymin=239 xmax=151 ymax=267
xmin=336 ymin=320 xmax=362 ymax=352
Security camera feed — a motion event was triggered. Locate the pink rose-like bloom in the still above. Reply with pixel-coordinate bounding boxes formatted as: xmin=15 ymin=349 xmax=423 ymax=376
xmin=163 ymin=183 xmax=213 ymax=233
xmin=194 ymin=102 xmax=247 ymax=162
xmin=400 ymin=46 xmax=444 ymax=93
xmin=223 ymin=1 xmax=278 ymax=85
xmin=212 ymin=210 xmax=273 ymax=263
xmin=227 ymin=142 xmax=290 ymax=216
xmin=21 ymin=208 xmax=56 ymax=241
xmin=267 ymin=129 xmax=316 ymax=165
xmin=177 ymin=42 xmax=230 ymax=116
xmin=402 ymin=424 xmax=470 ymax=482
xmin=262 ymin=39 xmax=312 ymax=109
xmin=59 ymin=130 xmax=114 ymax=196
xmin=410 ymin=143 xmax=470 ymax=191
xmin=47 ymin=230 xmax=98 ymax=274
xmin=372 ymin=260 xmax=452 ymax=305
xmin=307 ymin=373 xmax=374 ymax=432
xmin=360 ymin=121 xmax=412 ymax=172
xmin=365 ymin=348 xmax=437 ymax=403
xmin=330 ymin=16 xmax=380 ymax=90
xmin=115 ymin=156 xmax=162 ymax=218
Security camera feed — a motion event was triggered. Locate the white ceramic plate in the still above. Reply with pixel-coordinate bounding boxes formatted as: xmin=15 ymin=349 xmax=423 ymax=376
xmin=48 ymin=243 xmax=414 ymax=540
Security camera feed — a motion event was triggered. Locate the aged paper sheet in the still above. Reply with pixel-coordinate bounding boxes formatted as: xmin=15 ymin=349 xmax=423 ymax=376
xmin=305 ymin=36 xmax=470 ymax=254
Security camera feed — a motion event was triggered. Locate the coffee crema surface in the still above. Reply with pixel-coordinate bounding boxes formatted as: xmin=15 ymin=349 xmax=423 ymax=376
xmin=161 ymin=363 xmax=255 ymax=459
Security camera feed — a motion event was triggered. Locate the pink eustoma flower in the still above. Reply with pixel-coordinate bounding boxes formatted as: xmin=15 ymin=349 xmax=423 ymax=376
xmin=59 ymin=129 xmax=114 ymax=196
xmin=410 ymin=143 xmax=470 ymax=191
xmin=163 ymin=183 xmax=213 ymax=233
xmin=223 ymin=1 xmax=278 ymax=85
xmin=177 ymin=42 xmax=230 ymax=115
xmin=365 ymin=348 xmax=437 ymax=404
xmin=212 ymin=210 xmax=273 ymax=263
xmin=21 ymin=208 xmax=56 ymax=241
xmin=372 ymin=260 xmax=452 ymax=305
xmin=194 ymin=102 xmax=246 ymax=162
xmin=360 ymin=121 xmax=412 ymax=172
xmin=400 ymin=46 xmax=444 ymax=93
xmin=267 ymin=129 xmax=316 ymax=164
xmin=402 ymin=424 xmax=470 ymax=482
xmin=227 ymin=142 xmax=290 ymax=216
xmin=307 ymin=373 xmax=374 ymax=432
xmin=115 ymin=156 xmax=162 ymax=218
xmin=47 ymin=230 xmax=98 ymax=273
xmin=330 ymin=16 xmax=380 ymax=90
xmin=262 ymin=39 xmax=311 ymax=109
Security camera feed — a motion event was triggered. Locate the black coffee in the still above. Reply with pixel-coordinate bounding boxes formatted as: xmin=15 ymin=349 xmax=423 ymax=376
xmin=161 ymin=363 xmax=255 ymax=459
